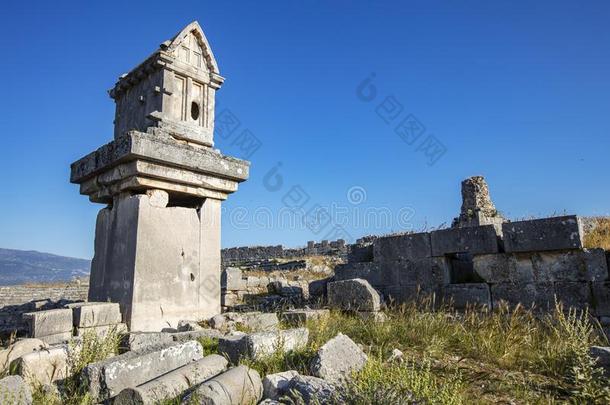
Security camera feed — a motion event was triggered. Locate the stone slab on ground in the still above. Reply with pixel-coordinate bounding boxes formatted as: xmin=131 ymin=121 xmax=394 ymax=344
xmin=219 ymin=329 xmax=309 ymax=364
xmin=0 ymin=338 xmax=48 ymax=374
xmin=280 ymin=309 xmax=330 ymax=326
xmin=0 ymin=375 xmax=32 ymax=405
xmin=327 ymin=279 xmax=382 ymax=312
xmin=442 ymin=283 xmax=491 ymax=309
xmin=114 ymin=354 xmax=228 ymax=405
xmin=171 ymin=329 xmax=222 ymax=343
xmin=430 ymin=225 xmax=499 ymax=257
xmin=23 ymin=308 xmax=72 ymax=338
xmin=70 ymin=302 xmax=122 ymax=328
xmin=222 ymin=312 xmax=279 ymax=332
xmin=310 ymin=333 xmax=367 ymax=385
xmin=262 ymin=370 xmax=299 ymax=400
xmin=15 ymin=345 xmax=70 ymax=385
xmin=120 ymin=332 xmax=174 ymax=353
xmin=186 ymin=365 xmax=263 ymax=405
xmin=286 ymin=375 xmax=336 ymax=404
xmin=83 ymin=340 xmax=203 ymax=401
xmin=503 ymin=216 xmax=583 ymax=253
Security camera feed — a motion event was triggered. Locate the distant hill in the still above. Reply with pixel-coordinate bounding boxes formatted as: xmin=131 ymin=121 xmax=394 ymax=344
xmin=0 ymin=248 xmax=90 ymax=285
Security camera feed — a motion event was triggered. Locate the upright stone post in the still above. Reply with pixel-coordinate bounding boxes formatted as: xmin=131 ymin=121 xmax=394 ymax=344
xmin=70 ymin=22 xmax=249 ymax=331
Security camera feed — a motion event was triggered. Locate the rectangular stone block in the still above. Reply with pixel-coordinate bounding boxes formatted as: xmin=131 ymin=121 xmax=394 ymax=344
xmin=83 ymin=340 xmax=203 ymax=401
xmin=39 ymin=331 xmax=72 ymax=346
xmin=222 ymin=267 xmax=246 ymax=291
xmin=373 ymin=232 xmax=431 ymax=262
xmin=430 ymin=225 xmax=499 ymax=257
xmin=347 ymin=244 xmax=373 ymax=263
xmin=71 ymin=302 xmax=122 ymax=328
xmin=75 ymin=323 xmax=128 ymax=339
xmin=23 ymin=309 xmax=72 ymax=338
xmin=395 ymin=257 xmax=450 ymax=287
xmin=473 ymin=253 xmax=535 ymax=283
xmin=334 ymin=262 xmax=393 ymax=288
xmin=531 ymin=249 xmax=608 ymax=282
xmin=491 ymin=283 xmax=555 ymax=311
xmin=503 ymin=215 xmax=583 ymax=253
xmin=280 ymin=309 xmax=330 ymax=326
xmin=592 ymin=282 xmax=610 ymax=317
xmin=120 ymin=332 xmax=174 ymax=353
xmin=442 ymin=284 xmax=491 ymax=309
xmin=382 ymin=284 xmax=438 ymax=305
xmin=16 ymin=345 xmax=70 ymax=385
xmin=554 ymin=282 xmax=592 ymax=311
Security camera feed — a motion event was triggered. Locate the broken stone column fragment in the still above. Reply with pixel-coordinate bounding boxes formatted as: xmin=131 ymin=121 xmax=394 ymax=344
xmin=452 ymin=176 xmax=505 ymax=232
xmin=69 ymin=21 xmax=249 ymax=332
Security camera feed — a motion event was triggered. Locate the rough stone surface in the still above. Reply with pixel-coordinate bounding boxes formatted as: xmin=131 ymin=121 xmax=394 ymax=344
xmin=430 ymin=225 xmax=499 ymax=256
xmin=71 ymin=302 xmax=122 ymax=328
xmin=223 ymin=312 xmax=279 ymax=332
xmin=219 ymin=329 xmax=309 ymax=364
xmin=442 ymin=284 xmax=491 ymax=309
xmin=75 ymin=323 xmax=128 ymax=339
xmin=0 ymin=339 xmax=48 ymax=374
xmin=23 ymin=308 xmax=72 ymax=338
xmin=0 ymin=375 xmax=32 ymax=405
xmin=590 ymin=346 xmax=610 ymax=375
xmin=452 ymin=176 xmax=505 ymax=230
xmin=592 ymin=282 xmax=610 ymax=316
xmin=222 ymin=267 xmax=246 ymax=291
xmin=310 ymin=333 xmax=368 ymax=385
xmin=491 ymin=283 xmax=556 ymax=311
xmin=286 ymin=375 xmax=336 ymax=404
xmin=15 ymin=345 xmax=70 ymax=385
xmin=373 ymin=232 xmax=432 ymax=262
xmin=83 ymin=340 xmax=203 ymax=401
xmin=176 ymin=320 xmax=203 ymax=332
xmin=186 ymin=365 xmax=263 ymax=405
xmin=503 ymin=216 xmax=584 ymax=253
xmin=209 ymin=314 xmax=226 ymax=330
xmin=327 ymin=279 xmax=382 ymax=312
xmin=120 ymin=332 xmax=174 ymax=353
xmin=262 ymin=370 xmax=299 ymax=400
xmin=114 ymin=354 xmax=228 ymax=405
xmin=170 ymin=329 xmax=222 ymax=343
xmin=280 ymin=309 xmax=330 ymax=326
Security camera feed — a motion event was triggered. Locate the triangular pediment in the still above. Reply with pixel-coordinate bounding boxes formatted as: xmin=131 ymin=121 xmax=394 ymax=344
xmin=164 ymin=21 xmax=219 ymax=75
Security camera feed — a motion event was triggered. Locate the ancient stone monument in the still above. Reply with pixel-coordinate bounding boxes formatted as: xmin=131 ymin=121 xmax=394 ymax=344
xmin=452 ymin=175 xmax=505 ymax=231
xmin=70 ymin=22 xmax=249 ymax=331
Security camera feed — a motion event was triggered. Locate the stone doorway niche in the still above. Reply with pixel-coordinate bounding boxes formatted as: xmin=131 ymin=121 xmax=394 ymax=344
xmin=447 ymin=252 xmax=484 ymax=284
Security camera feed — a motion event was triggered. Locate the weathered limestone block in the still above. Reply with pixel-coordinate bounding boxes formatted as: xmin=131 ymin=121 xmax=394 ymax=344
xmin=120 ymin=332 xmax=174 ymax=353
xmin=71 ymin=302 xmax=122 ymax=328
xmin=0 ymin=375 xmax=32 ymax=405
xmin=146 ymin=189 xmax=169 ymax=208
xmin=114 ymin=354 xmax=228 ymax=405
xmin=176 ymin=320 xmax=203 ymax=332
xmin=222 ymin=267 xmax=246 ymax=291
xmin=310 ymin=333 xmax=367 ymax=385
xmin=327 ymin=279 xmax=382 ymax=312
xmin=503 ymin=216 xmax=583 ymax=253
xmin=347 ymin=243 xmax=374 ymax=263
xmin=531 ymin=249 xmax=608 ymax=282
xmin=473 ymin=253 xmax=534 ymax=283
xmin=334 ymin=262 xmax=390 ymax=287
xmin=442 ymin=284 xmax=491 ymax=309
xmin=15 ymin=345 xmax=70 ymax=385
xmin=75 ymin=323 xmax=128 ymax=339
xmin=89 ymin=194 xmax=222 ymax=332
xmin=83 ymin=340 xmax=203 ymax=401
xmin=219 ymin=329 xmax=309 ymax=364
xmin=554 ymin=282 xmax=592 ymax=310
xmin=395 ymin=257 xmax=450 ymax=287
xmin=23 ymin=308 xmax=72 ymax=338
xmin=0 ymin=338 xmax=48 ymax=374
xmin=280 ymin=309 xmax=330 ymax=326
xmin=221 ymin=292 xmax=240 ymax=308
xmin=286 ymin=375 xmax=336 ymax=404
xmin=263 ymin=370 xmax=299 ymax=401
xmin=222 ymin=312 xmax=279 ymax=332
xmin=491 ymin=283 xmax=556 ymax=311
xmin=171 ymin=329 xmax=222 ymax=343
xmin=383 ymin=284 xmax=437 ymax=304
xmin=308 ymin=278 xmax=330 ymax=298
xmin=452 ymin=176 xmax=505 ymax=231
xmin=430 ymin=225 xmax=499 ymax=256
xmin=186 ymin=365 xmax=263 ymax=405
xmin=373 ymin=232 xmax=431 ymax=262
xmin=592 ymin=282 xmax=610 ymax=316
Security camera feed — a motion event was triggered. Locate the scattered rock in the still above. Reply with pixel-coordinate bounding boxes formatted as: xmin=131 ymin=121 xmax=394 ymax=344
xmin=263 ymin=370 xmax=299 ymax=400
xmin=209 ymin=314 xmax=226 ymax=330
xmin=280 ymin=309 xmax=330 ymax=326
xmin=286 ymin=375 xmax=336 ymax=404
xmin=223 ymin=312 xmax=279 ymax=332
xmin=186 ymin=365 xmax=263 ymax=405
xmin=14 ymin=345 xmax=70 ymax=385
xmin=171 ymin=329 xmax=222 ymax=343
xmin=120 ymin=332 xmax=173 ymax=353
xmin=0 ymin=375 xmax=32 ymax=405
xmin=327 ymin=279 xmax=382 ymax=312
xmin=0 ymin=338 xmax=48 ymax=374
xmin=387 ymin=348 xmax=404 ymax=363
xmin=219 ymin=329 xmax=309 ymax=364
xmin=310 ymin=333 xmax=368 ymax=385
xmin=176 ymin=320 xmax=203 ymax=332
xmin=114 ymin=354 xmax=228 ymax=404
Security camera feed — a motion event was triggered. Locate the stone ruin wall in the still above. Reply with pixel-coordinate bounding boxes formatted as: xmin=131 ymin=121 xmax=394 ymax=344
xmin=221 ymin=239 xmax=348 ymax=265
xmin=336 ymin=216 xmax=610 ymax=325
xmin=0 ymin=281 xmax=89 ymax=334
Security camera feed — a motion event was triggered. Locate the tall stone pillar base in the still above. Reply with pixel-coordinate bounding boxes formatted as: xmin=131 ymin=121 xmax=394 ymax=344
xmin=89 ymin=191 xmax=221 ymax=332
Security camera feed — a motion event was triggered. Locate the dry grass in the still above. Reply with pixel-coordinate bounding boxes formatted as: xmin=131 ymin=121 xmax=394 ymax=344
xmin=584 ymin=217 xmax=610 ymax=250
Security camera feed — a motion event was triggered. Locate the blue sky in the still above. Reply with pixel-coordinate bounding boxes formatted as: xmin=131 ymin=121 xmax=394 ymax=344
xmin=1 ymin=1 xmax=609 ymax=259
